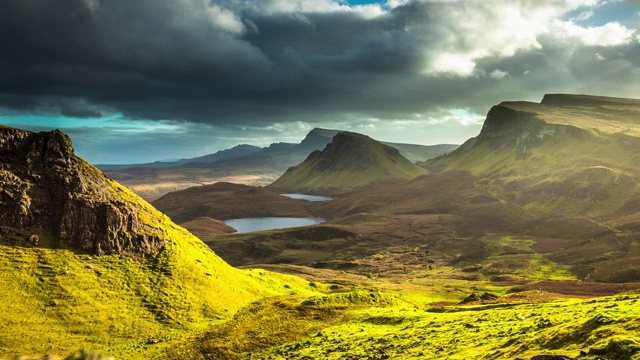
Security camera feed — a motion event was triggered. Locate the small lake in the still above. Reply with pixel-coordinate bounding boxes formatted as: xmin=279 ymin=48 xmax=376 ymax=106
xmin=224 ymin=217 xmax=325 ymax=234
xmin=280 ymin=193 xmax=333 ymax=201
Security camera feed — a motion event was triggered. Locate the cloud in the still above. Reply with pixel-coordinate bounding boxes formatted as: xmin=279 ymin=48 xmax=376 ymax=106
xmin=0 ymin=0 xmax=639 ymax=163
xmin=571 ymin=10 xmax=595 ymax=21
xmin=558 ymin=21 xmax=635 ymax=46
xmin=489 ymin=69 xmax=509 ymax=79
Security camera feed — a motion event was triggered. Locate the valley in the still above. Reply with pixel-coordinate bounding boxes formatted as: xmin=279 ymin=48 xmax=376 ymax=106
xmin=99 ymin=129 xmax=456 ymax=201
xmin=3 ymin=94 xmax=640 ymax=359
xmin=151 ymin=94 xmax=640 ymax=359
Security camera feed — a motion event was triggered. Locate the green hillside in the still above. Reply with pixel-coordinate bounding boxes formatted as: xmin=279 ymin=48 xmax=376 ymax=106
xmin=270 ymin=132 xmax=427 ymax=194
xmin=0 ymin=126 xmax=317 ymax=358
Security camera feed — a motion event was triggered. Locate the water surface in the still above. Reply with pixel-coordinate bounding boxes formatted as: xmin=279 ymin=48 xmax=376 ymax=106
xmin=224 ymin=217 xmax=325 ymax=234
xmin=280 ymin=193 xmax=333 ymax=201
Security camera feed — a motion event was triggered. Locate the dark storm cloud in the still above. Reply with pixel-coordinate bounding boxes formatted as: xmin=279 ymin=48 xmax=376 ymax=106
xmin=0 ymin=0 xmax=438 ymax=124
xmin=0 ymin=0 xmax=639 ymax=129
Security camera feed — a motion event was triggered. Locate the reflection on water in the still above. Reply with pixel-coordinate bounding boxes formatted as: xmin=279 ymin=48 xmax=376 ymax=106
xmin=280 ymin=193 xmax=333 ymax=201
xmin=224 ymin=217 xmax=325 ymax=234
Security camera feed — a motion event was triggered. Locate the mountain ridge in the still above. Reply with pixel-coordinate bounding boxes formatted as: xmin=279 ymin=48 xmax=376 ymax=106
xmin=98 ymin=128 xmax=459 ymax=170
xmin=99 ymin=127 xmax=457 ymax=200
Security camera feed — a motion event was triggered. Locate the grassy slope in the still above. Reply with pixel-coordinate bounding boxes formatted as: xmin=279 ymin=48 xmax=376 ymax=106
xmin=0 ymin=167 xmax=318 ymax=358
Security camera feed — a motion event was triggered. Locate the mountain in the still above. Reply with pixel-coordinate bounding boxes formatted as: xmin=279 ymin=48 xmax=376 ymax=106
xmin=194 ymin=128 xmax=342 ymax=170
xmin=297 ymin=94 xmax=640 ymax=282
xmin=270 ymin=131 xmax=428 ymax=194
xmin=96 ymin=128 xmax=343 ymax=200
xmin=0 ymin=125 xmax=313 ymax=357
xmin=429 ymin=93 xmax=640 ymax=219
xmin=194 ymin=95 xmax=640 ymax=284
xmin=96 ymin=144 xmax=262 ymax=171
xmin=99 ymin=128 xmax=456 ymax=201
xmin=180 ymin=144 xmax=262 ymax=164
xmin=0 ymin=126 xmax=165 ymax=255
xmin=297 ymin=127 xmax=341 ymax=152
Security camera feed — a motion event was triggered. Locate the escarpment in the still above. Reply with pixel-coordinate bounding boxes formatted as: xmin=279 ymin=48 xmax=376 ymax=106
xmin=477 ymin=101 xmax=593 ymax=155
xmin=0 ymin=126 xmax=165 ymax=255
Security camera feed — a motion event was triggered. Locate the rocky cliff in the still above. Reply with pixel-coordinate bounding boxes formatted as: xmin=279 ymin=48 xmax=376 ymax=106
xmin=0 ymin=126 xmax=165 ymax=255
xmin=476 ymin=101 xmax=593 ymax=156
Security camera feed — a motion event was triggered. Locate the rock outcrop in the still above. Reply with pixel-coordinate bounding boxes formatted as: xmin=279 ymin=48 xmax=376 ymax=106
xmin=0 ymin=126 xmax=165 ymax=255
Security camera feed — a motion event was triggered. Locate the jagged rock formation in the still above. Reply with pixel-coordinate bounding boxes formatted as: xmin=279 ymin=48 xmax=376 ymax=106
xmin=270 ymin=131 xmax=427 ymax=194
xmin=0 ymin=126 xmax=165 ymax=255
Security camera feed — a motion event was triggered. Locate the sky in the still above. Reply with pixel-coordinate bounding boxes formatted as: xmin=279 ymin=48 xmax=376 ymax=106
xmin=1 ymin=0 xmax=639 ymax=164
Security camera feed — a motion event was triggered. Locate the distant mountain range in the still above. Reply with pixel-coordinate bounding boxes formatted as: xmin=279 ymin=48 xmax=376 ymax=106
xmin=98 ymin=128 xmax=457 ymax=171
xmin=98 ymin=128 xmax=458 ymax=200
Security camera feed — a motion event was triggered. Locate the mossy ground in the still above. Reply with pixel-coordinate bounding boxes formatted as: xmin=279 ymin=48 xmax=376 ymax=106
xmin=261 ymin=293 xmax=640 ymax=360
xmin=8 ymin=226 xmax=640 ymax=360
xmin=156 ymin=283 xmax=640 ymax=360
xmin=0 ymin=179 xmax=319 ymax=360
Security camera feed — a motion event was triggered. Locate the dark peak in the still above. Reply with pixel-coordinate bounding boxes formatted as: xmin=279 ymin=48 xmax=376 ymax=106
xmin=477 ymin=102 xmax=541 ymax=140
xmin=0 ymin=127 xmax=75 ymax=168
xmin=0 ymin=126 xmax=167 ymax=256
xmin=231 ymin=144 xmax=261 ymax=150
xmin=264 ymin=142 xmax=295 ymax=150
xmin=541 ymin=93 xmax=640 ymax=107
xmin=299 ymin=128 xmax=341 ymax=149
xmin=308 ymin=127 xmax=341 ymax=137
xmin=327 ymin=131 xmax=391 ymax=151
xmin=270 ymin=129 xmax=426 ymax=192
xmin=315 ymin=131 xmax=403 ymax=171
xmin=334 ymin=131 xmax=377 ymax=143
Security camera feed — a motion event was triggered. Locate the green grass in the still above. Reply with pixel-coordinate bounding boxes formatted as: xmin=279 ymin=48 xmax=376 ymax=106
xmin=0 ymin=229 xmax=319 ymax=358
xmin=150 ymin=285 xmax=640 ymax=360
xmin=477 ymin=236 xmax=577 ymax=281
xmin=247 ymin=293 xmax=640 ymax=360
xmin=0 ymin=173 xmax=320 ymax=358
